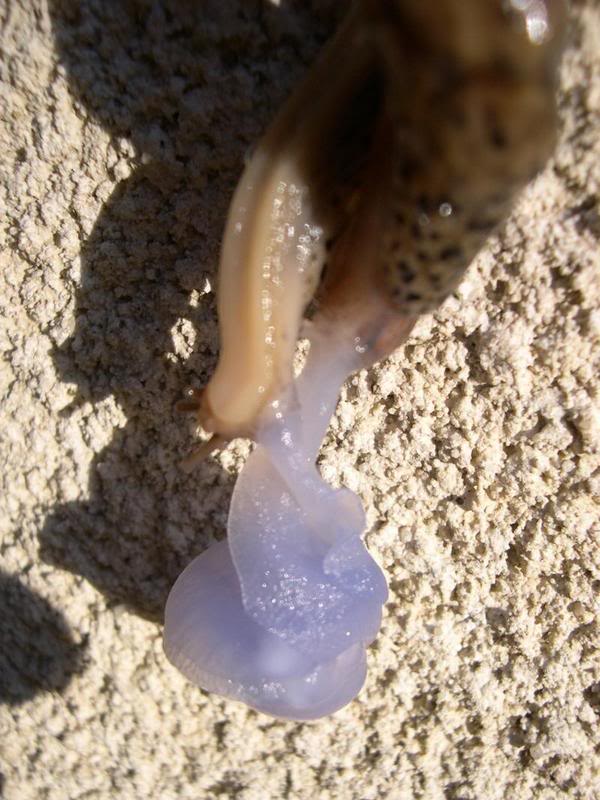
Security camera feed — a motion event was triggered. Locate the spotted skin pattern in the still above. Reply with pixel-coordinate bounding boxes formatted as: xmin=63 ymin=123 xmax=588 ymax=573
xmin=311 ymin=0 xmax=566 ymax=319
xmin=185 ymin=0 xmax=566 ymax=448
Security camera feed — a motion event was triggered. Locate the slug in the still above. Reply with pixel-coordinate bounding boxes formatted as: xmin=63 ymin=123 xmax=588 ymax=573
xmin=164 ymin=0 xmax=565 ymax=720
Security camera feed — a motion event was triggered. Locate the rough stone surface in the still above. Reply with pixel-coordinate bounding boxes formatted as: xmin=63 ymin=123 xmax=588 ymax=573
xmin=1 ymin=1 xmax=599 ymax=798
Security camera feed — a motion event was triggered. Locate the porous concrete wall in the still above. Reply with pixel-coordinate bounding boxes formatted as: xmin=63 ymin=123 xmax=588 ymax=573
xmin=1 ymin=1 xmax=599 ymax=798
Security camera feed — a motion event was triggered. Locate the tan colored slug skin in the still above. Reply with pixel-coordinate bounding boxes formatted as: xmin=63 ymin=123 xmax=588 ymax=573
xmin=185 ymin=0 xmax=566 ymax=452
xmin=194 ymin=6 xmax=373 ymax=443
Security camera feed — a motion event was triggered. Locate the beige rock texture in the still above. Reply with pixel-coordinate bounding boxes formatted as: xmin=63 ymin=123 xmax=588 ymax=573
xmin=1 ymin=0 xmax=599 ymax=798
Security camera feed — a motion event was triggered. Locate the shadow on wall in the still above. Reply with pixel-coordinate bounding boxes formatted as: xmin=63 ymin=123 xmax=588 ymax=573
xmin=39 ymin=0 xmax=341 ymax=621
xmin=0 ymin=570 xmax=86 ymax=705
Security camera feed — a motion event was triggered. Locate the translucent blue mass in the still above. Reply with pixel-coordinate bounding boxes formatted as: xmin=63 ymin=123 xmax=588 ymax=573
xmin=164 ymin=328 xmax=388 ymax=720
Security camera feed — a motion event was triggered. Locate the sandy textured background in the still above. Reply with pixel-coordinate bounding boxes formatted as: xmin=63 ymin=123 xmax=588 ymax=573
xmin=1 ymin=1 xmax=599 ymax=798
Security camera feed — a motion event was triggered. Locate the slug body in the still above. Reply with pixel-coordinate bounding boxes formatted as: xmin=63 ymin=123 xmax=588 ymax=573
xmin=164 ymin=0 xmax=565 ymax=719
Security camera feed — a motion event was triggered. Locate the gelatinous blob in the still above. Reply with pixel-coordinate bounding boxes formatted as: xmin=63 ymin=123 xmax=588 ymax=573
xmin=165 ymin=535 xmax=369 ymax=719
xmin=165 ymin=325 xmax=388 ymax=719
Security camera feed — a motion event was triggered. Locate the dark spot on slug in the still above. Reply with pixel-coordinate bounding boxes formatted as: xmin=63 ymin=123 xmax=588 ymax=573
xmin=406 ymin=292 xmax=421 ymax=302
xmin=490 ymin=125 xmax=507 ymax=149
xmin=397 ymin=260 xmax=415 ymax=280
xmin=410 ymin=222 xmax=422 ymax=239
xmin=417 ymin=193 xmax=430 ymax=212
xmin=439 ymin=246 xmax=462 ymax=261
xmin=485 ymin=104 xmax=508 ymax=150
xmin=468 ymin=218 xmax=495 ymax=232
